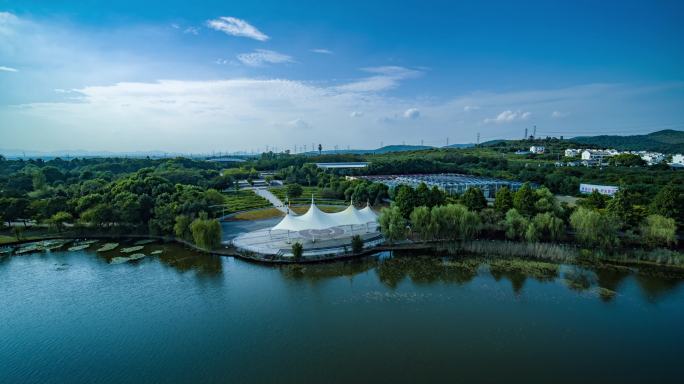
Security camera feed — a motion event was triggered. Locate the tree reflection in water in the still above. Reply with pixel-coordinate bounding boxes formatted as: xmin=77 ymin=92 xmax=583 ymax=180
xmin=375 ymin=256 xmax=480 ymax=289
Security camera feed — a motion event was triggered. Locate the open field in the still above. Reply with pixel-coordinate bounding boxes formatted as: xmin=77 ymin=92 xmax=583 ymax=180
xmin=222 ymin=191 xmax=271 ymax=214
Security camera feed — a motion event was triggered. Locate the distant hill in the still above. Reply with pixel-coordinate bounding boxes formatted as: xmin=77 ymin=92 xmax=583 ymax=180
xmin=305 ymin=144 xmax=433 ymax=155
xmin=572 ymin=129 xmax=684 ymax=153
xmin=444 ymin=143 xmax=476 ymax=149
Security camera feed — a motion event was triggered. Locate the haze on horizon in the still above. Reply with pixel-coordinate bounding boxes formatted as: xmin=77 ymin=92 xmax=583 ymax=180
xmin=1 ymin=0 xmax=683 ymax=153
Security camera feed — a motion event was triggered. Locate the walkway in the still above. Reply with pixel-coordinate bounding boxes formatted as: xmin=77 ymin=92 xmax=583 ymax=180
xmin=253 ymin=187 xmax=288 ymax=213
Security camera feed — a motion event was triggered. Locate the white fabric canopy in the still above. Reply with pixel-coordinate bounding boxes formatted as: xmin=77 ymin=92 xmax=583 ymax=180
xmin=271 ymin=199 xmax=377 ymax=232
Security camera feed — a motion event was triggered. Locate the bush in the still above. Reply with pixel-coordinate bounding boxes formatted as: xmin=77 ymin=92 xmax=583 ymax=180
xmin=378 ymin=205 xmax=408 ymax=244
xmin=570 ymin=207 xmax=620 ymax=249
xmin=351 ymin=235 xmax=363 ymax=253
xmin=286 ymin=183 xmax=304 ymax=198
xmin=190 ymin=215 xmax=222 ymax=250
xmin=641 ymin=214 xmax=677 ymax=247
xmin=503 ymin=209 xmax=528 ymax=240
xmin=292 ymin=242 xmax=303 ymax=259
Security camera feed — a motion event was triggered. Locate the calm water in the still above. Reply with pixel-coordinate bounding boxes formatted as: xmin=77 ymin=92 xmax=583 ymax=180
xmin=1 ymin=243 xmax=683 ymax=383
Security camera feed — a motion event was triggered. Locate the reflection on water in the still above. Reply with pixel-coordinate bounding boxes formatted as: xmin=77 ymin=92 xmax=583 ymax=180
xmin=2 ymin=244 xmax=684 ymax=384
xmin=277 ymin=252 xmax=684 ymax=301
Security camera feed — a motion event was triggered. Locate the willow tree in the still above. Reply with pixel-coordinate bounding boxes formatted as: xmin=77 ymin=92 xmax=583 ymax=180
xmin=378 ymin=205 xmax=408 ymax=244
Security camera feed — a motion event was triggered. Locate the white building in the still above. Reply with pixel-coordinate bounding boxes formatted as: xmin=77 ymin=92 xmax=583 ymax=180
xmin=564 ymin=149 xmax=580 ymax=157
xmin=530 ymin=146 xmax=545 ymax=154
xmin=580 ymin=183 xmax=619 ymax=196
xmin=640 ymin=152 xmax=665 ymax=165
xmin=581 ymin=149 xmax=615 ymax=162
xmin=671 ymin=154 xmax=684 ymax=165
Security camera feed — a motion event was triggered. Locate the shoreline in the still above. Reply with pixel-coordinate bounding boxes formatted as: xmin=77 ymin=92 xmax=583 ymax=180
xmin=3 ymin=234 xmax=683 ymax=275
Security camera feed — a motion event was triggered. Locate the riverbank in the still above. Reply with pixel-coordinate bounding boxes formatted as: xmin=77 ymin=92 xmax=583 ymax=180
xmin=3 ymin=231 xmax=683 ymax=278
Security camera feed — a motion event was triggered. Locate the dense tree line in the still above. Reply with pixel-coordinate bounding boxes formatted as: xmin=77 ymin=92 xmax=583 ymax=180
xmin=379 ymin=182 xmax=680 ymax=250
xmin=0 ymin=157 xmax=229 ymax=249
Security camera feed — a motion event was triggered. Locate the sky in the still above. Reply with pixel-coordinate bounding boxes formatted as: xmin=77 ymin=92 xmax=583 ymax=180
xmin=1 ymin=0 xmax=683 ymax=153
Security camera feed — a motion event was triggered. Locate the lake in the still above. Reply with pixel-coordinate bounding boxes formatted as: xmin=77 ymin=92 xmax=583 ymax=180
xmin=1 ymin=242 xmax=683 ymax=383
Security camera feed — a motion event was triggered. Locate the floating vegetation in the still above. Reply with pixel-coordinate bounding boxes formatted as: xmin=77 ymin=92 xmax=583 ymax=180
xmin=15 ymin=243 xmax=40 ymax=254
xmin=120 ymin=246 xmax=144 ymax=253
xmin=68 ymin=244 xmax=92 ymax=252
xmin=150 ymin=250 xmax=163 ymax=255
xmin=110 ymin=253 xmax=146 ymax=264
xmin=488 ymin=259 xmax=560 ymax=281
xmin=96 ymin=243 xmax=119 ymax=252
xmin=134 ymin=239 xmax=156 ymax=246
xmin=38 ymin=240 xmax=69 ymax=251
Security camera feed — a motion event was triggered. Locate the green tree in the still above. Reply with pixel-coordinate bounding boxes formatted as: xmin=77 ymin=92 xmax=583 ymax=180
xmin=570 ymin=207 xmax=620 ymax=249
xmin=351 ymin=235 xmax=364 ymax=253
xmin=513 ymin=183 xmax=536 ymax=217
xmin=529 ymin=212 xmax=565 ymax=242
xmin=49 ymin=211 xmax=72 ymax=233
xmin=494 ymin=187 xmax=513 ymax=213
xmin=580 ymin=190 xmax=607 ymax=209
xmin=173 ymin=215 xmax=193 ymax=241
xmin=292 ymin=241 xmax=304 ymax=259
xmin=190 ymin=215 xmax=222 ymax=250
xmin=429 ymin=204 xmax=480 ymax=241
xmin=649 ymin=185 xmax=681 ymax=221
xmin=606 ymin=188 xmax=644 ymax=229
xmin=462 ymin=187 xmax=487 ymax=211
xmin=534 ymin=187 xmax=559 ymax=214
xmin=32 ymin=170 xmax=47 ymax=191
xmin=286 ymin=183 xmax=303 ymax=198
xmin=609 ymin=153 xmax=645 ymax=167
xmin=409 ymin=206 xmax=432 ymax=241
xmin=378 ymin=205 xmax=408 ymax=244
xmin=394 ymin=185 xmax=417 ymax=218
xmin=641 ymin=214 xmax=677 ymax=247
xmin=503 ymin=208 xmax=528 ymax=240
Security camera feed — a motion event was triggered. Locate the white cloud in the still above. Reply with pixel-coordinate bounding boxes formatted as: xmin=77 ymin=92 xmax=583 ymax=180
xmin=463 ymin=105 xmax=479 ymax=112
xmin=350 ymin=111 xmax=363 ymax=117
xmin=335 ymin=66 xmax=422 ymax=92
xmin=170 ymin=23 xmax=180 ymax=29
xmin=310 ymin=48 xmax=333 ymax=54
xmin=484 ymin=110 xmax=531 ymax=124
xmin=206 ymin=16 xmax=269 ymax=41
xmin=287 ymin=118 xmax=311 ymax=130
xmin=183 ymin=26 xmax=199 ymax=35
xmin=0 ymin=66 xmax=18 ymax=72
xmin=237 ymin=49 xmax=293 ymax=67
xmin=404 ymin=108 xmax=420 ymax=119
xmin=551 ymin=110 xmax=569 ymax=118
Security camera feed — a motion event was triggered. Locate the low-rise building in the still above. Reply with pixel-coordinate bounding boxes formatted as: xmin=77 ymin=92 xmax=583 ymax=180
xmin=564 ymin=149 xmax=580 ymax=157
xmin=580 ymin=183 xmax=619 ymax=196
xmin=671 ymin=154 xmax=684 ymax=165
xmin=530 ymin=146 xmax=545 ymax=154
xmin=640 ymin=152 xmax=665 ymax=165
xmin=581 ymin=149 xmax=614 ymax=162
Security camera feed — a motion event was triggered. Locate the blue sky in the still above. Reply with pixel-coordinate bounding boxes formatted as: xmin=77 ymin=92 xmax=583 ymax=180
xmin=1 ymin=0 xmax=683 ymax=153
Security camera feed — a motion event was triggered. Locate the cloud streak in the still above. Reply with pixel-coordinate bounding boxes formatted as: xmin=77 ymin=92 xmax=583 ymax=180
xmin=0 ymin=66 xmax=18 ymax=72
xmin=206 ymin=16 xmax=269 ymax=41
xmin=484 ymin=110 xmax=531 ymax=124
xmin=237 ymin=49 xmax=293 ymax=67
xmin=335 ymin=66 xmax=422 ymax=92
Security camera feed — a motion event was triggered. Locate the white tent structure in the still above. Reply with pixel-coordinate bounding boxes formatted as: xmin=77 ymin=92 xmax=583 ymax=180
xmin=271 ymin=197 xmax=377 ymax=232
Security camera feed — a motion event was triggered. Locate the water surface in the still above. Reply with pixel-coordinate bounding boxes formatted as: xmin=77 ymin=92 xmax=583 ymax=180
xmin=1 ymin=245 xmax=683 ymax=383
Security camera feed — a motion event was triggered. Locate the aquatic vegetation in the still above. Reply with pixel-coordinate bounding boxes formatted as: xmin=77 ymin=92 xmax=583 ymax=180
xmin=96 ymin=243 xmax=119 ymax=252
xmin=68 ymin=244 xmax=92 ymax=251
xmin=110 ymin=253 xmax=146 ymax=264
xmin=134 ymin=239 xmax=156 ymax=246
xmin=488 ymin=259 xmax=560 ymax=281
xmin=120 ymin=246 xmax=144 ymax=253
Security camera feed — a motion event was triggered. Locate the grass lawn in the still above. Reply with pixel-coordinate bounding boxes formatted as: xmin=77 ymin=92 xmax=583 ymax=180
xmin=269 ymin=186 xmax=346 ymax=205
xmin=232 ymin=207 xmax=284 ymax=220
xmin=222 ymin=191 xmax=271 ymax=214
